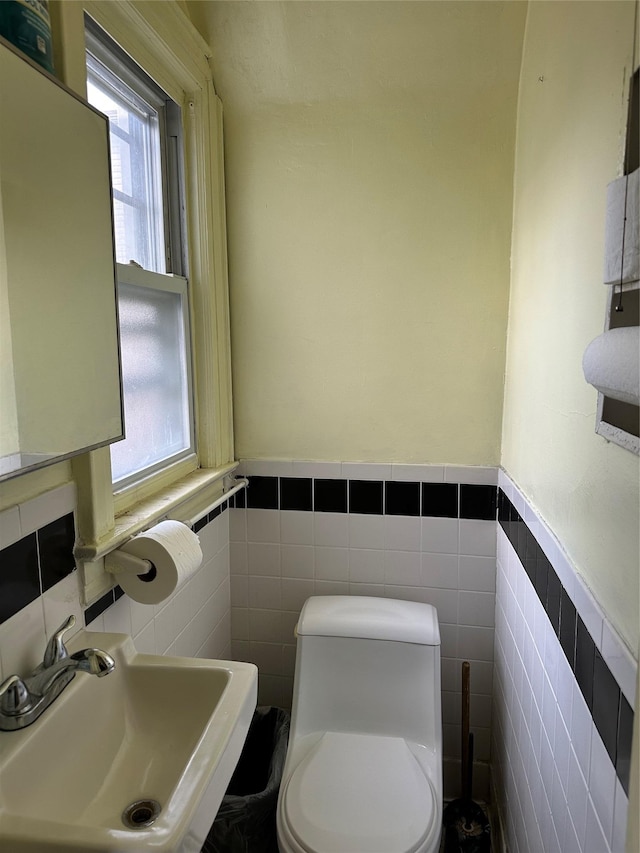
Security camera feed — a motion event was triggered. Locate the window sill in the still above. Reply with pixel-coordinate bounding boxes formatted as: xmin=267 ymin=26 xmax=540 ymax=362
xmin=113 ymin=452 xmax=199 ymax=516
xmin=77 ymin=461 xmax=238 ymax=605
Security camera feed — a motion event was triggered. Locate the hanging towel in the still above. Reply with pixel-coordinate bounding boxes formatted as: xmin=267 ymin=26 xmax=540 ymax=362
xmin=603 ymin=168 xmax=639 ymax=286
xmin=582 ymin=326 xmax=640 ymax=406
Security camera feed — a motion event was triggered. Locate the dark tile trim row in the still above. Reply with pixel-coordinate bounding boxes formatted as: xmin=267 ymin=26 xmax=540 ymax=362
xmin=243 ymin=476 xmax=497 ymax=520
xmin=498 ymin=489 xmax=634 ymax=795
xmin=192 ymin=498 xmax=231 ymax=533
xmin=0 ymin=513 xmax=76 ymax=625
xmin=84 ymin=584 xmax=124 ymax=625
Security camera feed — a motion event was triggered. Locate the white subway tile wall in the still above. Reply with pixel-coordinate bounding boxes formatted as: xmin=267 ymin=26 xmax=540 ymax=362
xmin=0 ymin=483 xmax=232 ymax=685
xmin=492 ymin=474 xmax=635 ymax=853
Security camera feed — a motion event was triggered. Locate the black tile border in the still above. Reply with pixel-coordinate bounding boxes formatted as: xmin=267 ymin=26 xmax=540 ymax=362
xmin=498 ymin=488 xmax=634 ymax=794
xmin=191 ymin=499 xmax=231 ymax=532
xmin=0 ymin=534 xmax=40 ymax=624
xmin=314 ymin=478 xmax=348 ymax=513
xmin=546 ymin=570 xmax=561 ymax=635
xmin=243 ymin=475 xmax=497 ymax=522
xmin=593 ymin=648 xmax=621 ymax=765
xmin=38 ymin=513 xmax=76 ymax=593
xmin=84 ymin=587 xmax=119 ymax=625
xmin=0 ymin=515 xmax=78 ymax=625
xmin=280 ymin=477 xmax=313 ymax=512
xmin=422 ymin=483 xmax=458 ymax=518
xmin=246 ymin=476 xmax=279 ymax=509
xmin=349 ymin=479 xmax=384 ymax=515
xmin=617 ymin=694 xmax=634 ymax=794
xmin=385 ymin=481 xmax=420 ymax=516
xmin=559 ymin=589 xmax=577 ymax=669
xmin=575 ymin=616 xmax=595 ymax=711
xmin=460 ymin=484 xmax=497 ymax=520
xmin=193 ymin=515 xmax=209 ymax=533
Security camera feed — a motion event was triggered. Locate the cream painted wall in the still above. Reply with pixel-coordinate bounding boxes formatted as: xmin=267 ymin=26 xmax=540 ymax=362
xmin=0 ymin=178 xmax=19 ymax=457
xmin=502 ymin=1 xmax=639 ymax=651
xmin=192 ymin=1 xmax=526 ymax=464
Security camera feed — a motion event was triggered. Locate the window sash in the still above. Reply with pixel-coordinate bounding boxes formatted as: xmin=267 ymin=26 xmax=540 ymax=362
xmin=111 ymin=263 xmax=195 ymax=494
xmin=86 ymin=51 xmax=167 ymax=273
xmin=85 ymin=15 xmax=185 ymax=275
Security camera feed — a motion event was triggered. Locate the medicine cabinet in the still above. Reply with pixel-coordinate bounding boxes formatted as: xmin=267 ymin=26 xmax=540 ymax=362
xmin=0 ymin=36 xmax=123 ymax=481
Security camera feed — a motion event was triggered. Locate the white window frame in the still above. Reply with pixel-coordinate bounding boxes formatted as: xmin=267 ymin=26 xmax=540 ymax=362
xmin=71 ymin=1 xmax=235 ymax=604
xmin=86 ymin=30 xmax=197 ymax=494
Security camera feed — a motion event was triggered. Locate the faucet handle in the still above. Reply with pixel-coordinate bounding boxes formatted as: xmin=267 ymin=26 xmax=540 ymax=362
xmin=0 ymin=674 xmax=33 ymax=715
xmin=43 ymin=614 xmax=77 ymax=668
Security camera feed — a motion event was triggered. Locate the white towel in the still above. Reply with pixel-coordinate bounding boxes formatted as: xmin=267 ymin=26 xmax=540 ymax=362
xmin=582 ymin=326 xmax=640 ymax=406
xmin=603 ymin=168 xmax=639 ymax=286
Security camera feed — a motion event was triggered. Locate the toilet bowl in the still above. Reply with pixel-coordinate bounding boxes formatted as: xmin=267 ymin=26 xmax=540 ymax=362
xmin=277 ymin=596 xmax=442 ymax=853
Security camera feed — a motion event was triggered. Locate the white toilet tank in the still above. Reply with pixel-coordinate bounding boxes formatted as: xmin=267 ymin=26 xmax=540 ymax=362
xmin=290 ymin=596 xmax=442 ymax=748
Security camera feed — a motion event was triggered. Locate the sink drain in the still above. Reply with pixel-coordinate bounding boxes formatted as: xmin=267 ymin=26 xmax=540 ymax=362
xmin=122 ymin=799 xmax=162 ymax=829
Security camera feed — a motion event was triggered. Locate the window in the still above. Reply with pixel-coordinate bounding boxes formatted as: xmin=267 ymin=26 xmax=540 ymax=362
xmin=85 ymin=19 xmax=195 ymax=488
xmin=75 ymin=2 xmax=233 ymax=606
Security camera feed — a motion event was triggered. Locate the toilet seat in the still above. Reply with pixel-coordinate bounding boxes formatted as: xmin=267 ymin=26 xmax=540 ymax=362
xmin=281 ymin=731 xmax=437 ymax=853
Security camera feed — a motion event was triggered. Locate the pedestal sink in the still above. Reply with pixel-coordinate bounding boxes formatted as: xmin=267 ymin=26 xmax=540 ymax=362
xmin=0 ymin=630 xmax=257 ymax=852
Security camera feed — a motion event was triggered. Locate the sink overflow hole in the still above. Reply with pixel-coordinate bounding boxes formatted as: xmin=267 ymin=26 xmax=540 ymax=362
xmin=122 ymin=799 xmax=162 ymax=829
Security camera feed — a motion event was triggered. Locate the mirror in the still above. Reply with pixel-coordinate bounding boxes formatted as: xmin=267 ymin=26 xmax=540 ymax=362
xmin=0 ymin=37 xmax=123 ymax=482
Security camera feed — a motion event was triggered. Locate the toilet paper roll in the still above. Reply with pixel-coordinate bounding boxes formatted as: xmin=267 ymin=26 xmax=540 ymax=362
xmin=115 ymin=520 xmax=203 ymax=605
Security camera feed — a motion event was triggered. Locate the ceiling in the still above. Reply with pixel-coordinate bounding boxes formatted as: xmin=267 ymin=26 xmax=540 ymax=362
xmin=185 ymin=1 xmax=527 ymax=115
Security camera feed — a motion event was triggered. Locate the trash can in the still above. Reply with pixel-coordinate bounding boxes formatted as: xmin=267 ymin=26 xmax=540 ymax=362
xmin=202 ymin=706 xmax=290 ymax=853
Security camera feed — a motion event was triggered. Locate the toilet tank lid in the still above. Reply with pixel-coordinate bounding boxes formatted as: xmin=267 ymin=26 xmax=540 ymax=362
xmin=296 ymin=596 xmax=441 ymax=645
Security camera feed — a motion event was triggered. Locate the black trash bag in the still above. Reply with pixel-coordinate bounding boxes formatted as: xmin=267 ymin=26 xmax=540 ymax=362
xmin=202 ymin=706 xmax=290 ymax=853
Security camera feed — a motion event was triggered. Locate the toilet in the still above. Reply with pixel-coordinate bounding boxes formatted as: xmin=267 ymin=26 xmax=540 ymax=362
xmin=276 ymin=595 xmax=442 ymax=853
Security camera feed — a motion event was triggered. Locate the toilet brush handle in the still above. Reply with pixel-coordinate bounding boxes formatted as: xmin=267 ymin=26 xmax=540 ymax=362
xmin=461 ymin=661 xmax=471 ymax=801
xmin=467 ymin=732 xmax=474 ymax=802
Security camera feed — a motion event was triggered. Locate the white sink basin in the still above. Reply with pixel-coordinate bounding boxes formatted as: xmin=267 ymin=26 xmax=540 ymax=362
xmin=0 ymin=630 xmax=257 ymax=852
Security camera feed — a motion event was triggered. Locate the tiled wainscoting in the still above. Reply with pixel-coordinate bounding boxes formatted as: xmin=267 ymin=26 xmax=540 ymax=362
xmin=1 ymin=464 xmax=636 ymax=847
xmin=0 ymin=483 xmax=232 ymax=684
xmin=229 ymin=459 xmax=500 ymax=799
xmin=492 ymin=472 xmax=635 ymax=853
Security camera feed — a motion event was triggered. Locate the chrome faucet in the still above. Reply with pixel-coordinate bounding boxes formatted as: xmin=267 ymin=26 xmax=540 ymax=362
xmin=0 ymin=615 xmax=115 ymax=732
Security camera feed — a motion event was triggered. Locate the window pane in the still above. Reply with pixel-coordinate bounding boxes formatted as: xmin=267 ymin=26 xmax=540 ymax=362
xmin=111 ymin=282 xmax=191 ymax=484
xmin=86 ymin=55 xmax=165 ymax=272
